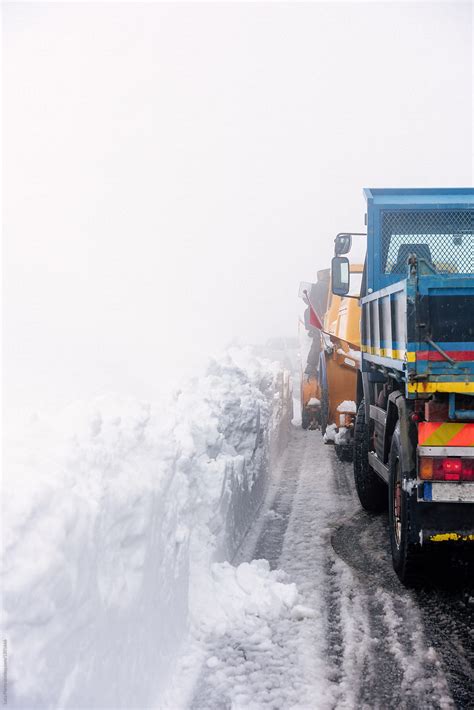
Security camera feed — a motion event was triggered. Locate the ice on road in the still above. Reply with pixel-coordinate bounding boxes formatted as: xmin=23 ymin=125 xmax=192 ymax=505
xmin=190 ymin=427 xmax=473 ymax=710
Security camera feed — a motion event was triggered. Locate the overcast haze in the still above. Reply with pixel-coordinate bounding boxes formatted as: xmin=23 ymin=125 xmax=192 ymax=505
xmin=3 ymin=1 xmax=473 ymax=410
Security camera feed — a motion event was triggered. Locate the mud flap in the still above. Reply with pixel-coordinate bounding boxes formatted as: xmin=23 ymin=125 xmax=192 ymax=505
xmin=408 ymin=493 xmax=421 ymax=545
xmin=390 ymin=392 xmax=421 ymax=545
xmin=416 ymin=502 xmax=474 ymax=545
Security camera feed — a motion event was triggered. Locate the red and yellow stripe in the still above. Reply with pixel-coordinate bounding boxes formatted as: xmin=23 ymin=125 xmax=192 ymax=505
xmin=418 ymin=422 xmax=474 ymax=447
xmin=412 ymin=350 xmax=474 ymax=362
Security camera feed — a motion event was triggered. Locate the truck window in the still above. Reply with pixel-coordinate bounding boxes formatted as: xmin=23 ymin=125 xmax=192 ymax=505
xmin=381 ymin=210 xmax=473 ymax=275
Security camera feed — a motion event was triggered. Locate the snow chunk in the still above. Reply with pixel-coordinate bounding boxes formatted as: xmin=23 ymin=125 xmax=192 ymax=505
xmin=307 ymin=397 xmax=321 ymax=407
xmin=337 ymin=347 xmax=361 ymax=363
xmin=192 ymin=560 xmax=298 ymax=637
xmin=334 ymin=426 xmax=351 ymax=445
xmin=337 ymin=347 xmax=361 ymax=359
xmin=337 ymin=400 xmax=357 ymax=413
xmin=323 ymin=423 xmax=337 ymax=443
xmin=290 ymin=604 xmax=316 ymax=620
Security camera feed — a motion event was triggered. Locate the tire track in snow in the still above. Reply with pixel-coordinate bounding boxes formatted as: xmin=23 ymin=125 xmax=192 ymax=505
xmin=252 ymin=435 xmax=303 ymax=569
xmin=277 ymin=431 xmax=452 ymax=708
xmin=191 ymin=427 xmax=464 ymax=709
xmin=323 ymin=555 xmax=344 ymax=689
xmin=190 ymin=433 xmax=310 ymax=709
xmin=332 ymin=509 xmax=473 ymax=708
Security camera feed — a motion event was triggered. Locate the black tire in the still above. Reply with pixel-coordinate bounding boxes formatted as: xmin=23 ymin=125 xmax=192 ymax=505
xmin=353 ymin=400 xmax=386 ymax=512
xmin=335 ymin=443 xmax=354 ymax=462
xmin=388 ymin=426 xmax=423 ymax=587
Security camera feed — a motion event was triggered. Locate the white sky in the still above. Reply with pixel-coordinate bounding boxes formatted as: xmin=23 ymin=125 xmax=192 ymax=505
xmin=3 ymin=1 xmax=473 ymax=410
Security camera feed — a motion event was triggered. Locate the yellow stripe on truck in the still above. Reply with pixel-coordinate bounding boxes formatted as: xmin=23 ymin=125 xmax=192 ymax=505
xmin=361 ymin=345 xmax=406 ymax=360
xmin=408 ymin=382 xmax=474 ymax=394
xmin=429 ymin=533 xmax=474 ymax=542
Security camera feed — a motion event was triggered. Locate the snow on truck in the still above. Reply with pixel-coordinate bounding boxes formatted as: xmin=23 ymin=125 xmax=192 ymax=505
xmin=331 ymin=188 xmax=474 ymax=586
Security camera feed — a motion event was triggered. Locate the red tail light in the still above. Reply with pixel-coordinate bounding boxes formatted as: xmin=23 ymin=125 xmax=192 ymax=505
xmin=419 ymin=457 xmax=474 ymax=481
xmin=441 ymin=458 xmax=462 ymax=480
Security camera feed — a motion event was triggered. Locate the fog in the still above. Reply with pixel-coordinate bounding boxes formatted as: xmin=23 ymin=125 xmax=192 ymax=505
xmin=3 ymin=1 xmax=472 ymax=410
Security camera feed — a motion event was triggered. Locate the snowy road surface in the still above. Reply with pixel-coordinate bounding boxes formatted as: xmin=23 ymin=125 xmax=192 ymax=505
xmin=190 ymin=427 xmax=474 ymax=710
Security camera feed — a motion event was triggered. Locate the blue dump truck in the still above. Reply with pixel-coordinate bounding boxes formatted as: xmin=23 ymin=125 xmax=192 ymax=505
xmin=331 ymin=188 xmax=473 ymax=586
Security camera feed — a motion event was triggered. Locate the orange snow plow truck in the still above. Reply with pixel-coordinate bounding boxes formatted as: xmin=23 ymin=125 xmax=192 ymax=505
xmin=299 ymin=253 xmax=363 ymax=461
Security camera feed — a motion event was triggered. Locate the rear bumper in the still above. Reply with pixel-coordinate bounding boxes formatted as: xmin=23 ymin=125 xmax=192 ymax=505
xmin=416 ymin=444 xmax=474 ymax=502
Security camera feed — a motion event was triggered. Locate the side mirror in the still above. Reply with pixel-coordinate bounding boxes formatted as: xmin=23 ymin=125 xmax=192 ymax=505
xmin=334 ymin=233 xmax=352 ymax=255
xmin=331 ymin=256 xmax=350 ymax=295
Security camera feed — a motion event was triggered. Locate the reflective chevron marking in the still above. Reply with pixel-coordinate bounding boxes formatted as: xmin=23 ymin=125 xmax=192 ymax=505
xmin=418 ymin=422 xmax=474 ymax=447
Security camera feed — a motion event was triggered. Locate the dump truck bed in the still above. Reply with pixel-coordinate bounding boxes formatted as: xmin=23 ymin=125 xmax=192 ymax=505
xmin=361 ymin=271 xmax=474 ymax=398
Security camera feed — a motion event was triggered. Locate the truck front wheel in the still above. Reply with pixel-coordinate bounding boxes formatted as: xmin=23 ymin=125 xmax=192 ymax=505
xmin=388 ymin=427 xmax=422 ymax=586
xmin=353 ymin=400 xmax=385 ymax=512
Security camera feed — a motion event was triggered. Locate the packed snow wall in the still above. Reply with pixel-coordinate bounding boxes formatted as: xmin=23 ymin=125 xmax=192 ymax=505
xmin=2 ymin=348 xmax=292 ymax=709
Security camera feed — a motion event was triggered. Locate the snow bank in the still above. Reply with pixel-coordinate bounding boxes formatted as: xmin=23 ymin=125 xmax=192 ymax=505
xmin=1 ymin=348 xmax=292 ymax=709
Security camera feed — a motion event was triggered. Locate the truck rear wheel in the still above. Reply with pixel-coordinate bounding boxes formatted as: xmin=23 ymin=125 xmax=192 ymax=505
xmin=388 ymin=427 xmax=422 ymax=587
xmin=353 ymin=400 xmax=385 ymax=512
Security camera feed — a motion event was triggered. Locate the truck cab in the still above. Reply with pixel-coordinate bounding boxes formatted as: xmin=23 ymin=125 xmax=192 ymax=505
xmin=332 ymin=188 xmax=474 ymax=585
